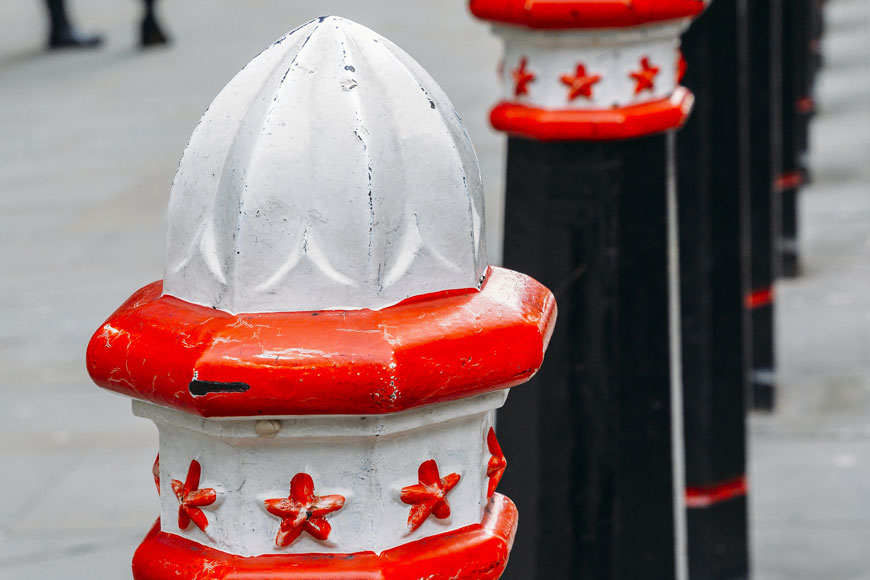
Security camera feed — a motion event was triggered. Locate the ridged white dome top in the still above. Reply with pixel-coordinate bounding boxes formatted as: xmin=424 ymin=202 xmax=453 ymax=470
xmin=163 ymin=16 xmax=487 ymax=313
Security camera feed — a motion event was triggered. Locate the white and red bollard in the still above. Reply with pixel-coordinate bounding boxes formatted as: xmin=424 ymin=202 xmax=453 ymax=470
xmin=86 ymin=17 xmax=556 ymax=580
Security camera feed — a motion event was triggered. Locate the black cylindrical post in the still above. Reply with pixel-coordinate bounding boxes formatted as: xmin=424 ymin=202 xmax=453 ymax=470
xmin=778 ymin=0 xmax=816 ymax=278
xmin=469 ymin=2 xmax=709 ymax=578
xmin=677 ymin=0 xmax=751 ymax=577
xmin=748 ymin=0 xmax=783 ymax=411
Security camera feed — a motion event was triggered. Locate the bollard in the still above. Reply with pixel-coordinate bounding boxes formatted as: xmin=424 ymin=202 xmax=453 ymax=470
xmin=469 ymin=2 xmax=707 ymax=579
xmin=777 ymin=0 xmax=816 ymax=278
xmin=748 ymin=0 xmax=782 ymax=412
xmin=677 ymin=1 xmax=751 ymax=577
xmin=86 ymin=17 xmax=556 ymax=580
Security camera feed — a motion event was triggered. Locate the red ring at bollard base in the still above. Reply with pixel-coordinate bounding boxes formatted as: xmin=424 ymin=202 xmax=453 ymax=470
xmin=490 ymin=88 xmax=694 ymax=141
xmin=133 ymin=494 xmax=518 ymax=580
xmin=470 ymin=0 xmax=707 ymax=29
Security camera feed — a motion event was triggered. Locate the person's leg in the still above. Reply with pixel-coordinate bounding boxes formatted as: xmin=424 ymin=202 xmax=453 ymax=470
xmin=141 ymin=0 xmax=170 ymax=47
xmin=44 ymin=0 xmax=102 ymax=49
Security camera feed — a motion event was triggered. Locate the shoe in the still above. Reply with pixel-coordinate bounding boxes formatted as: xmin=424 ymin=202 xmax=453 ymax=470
xmin=49 ymin=27 xmax=103 ymax=49
xmin=140 ymin=14 xmax=170 ymax=48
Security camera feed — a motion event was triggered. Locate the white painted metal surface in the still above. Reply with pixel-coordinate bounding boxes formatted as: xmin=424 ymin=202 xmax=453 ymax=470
xmin=137 ymin=391 xmax=506 ymax=556
xmin=495 ymin=21 xmax=689 ymax=109
xmin=164 ymin=16 xmax=487 ymax=314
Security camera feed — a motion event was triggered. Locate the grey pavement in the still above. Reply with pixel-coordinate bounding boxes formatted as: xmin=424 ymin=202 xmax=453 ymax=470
xmin=0 ymin=0 xmax=867 ymax=578
xmin=749 ymin=1 xmax=870 ymax=579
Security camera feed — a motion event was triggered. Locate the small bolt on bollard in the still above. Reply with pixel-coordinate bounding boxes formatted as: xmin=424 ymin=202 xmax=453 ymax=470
xmin=469 ymin=2 xmax=708 ymax=579
xmin=86 ymin=17 xmax=556 ymax=580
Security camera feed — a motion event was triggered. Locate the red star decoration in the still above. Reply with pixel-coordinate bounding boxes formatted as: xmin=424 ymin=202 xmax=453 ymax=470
xmin=630 ymin=56 xmax=661 ymax=95
xmin=171 ymin=459 xmax=217 ymax=532
xmin=264 ymin=473 xmax=346 ymax=547
xmin=400 ymin=459 xmax=461 ymax=532
xmin=560 ymin=63 xmax=602 ymax=101
xmin=486 ymin=427 xmax=506 ymax=499
xmin=512 ymin=57 xmax=536 ymax=97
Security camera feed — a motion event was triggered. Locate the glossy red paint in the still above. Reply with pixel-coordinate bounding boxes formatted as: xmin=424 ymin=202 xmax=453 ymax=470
xmin=469 ymin=0 xmax=706 ymax=29
xmin=152 ymin=454 xmax=160 ymax=495
xmin=490 ymin=86 xmax=694 ymax=141
xmin=686 ymin=475 xmax=748 ymax=509
xmin=400 ymin=460 xmax=461 ymax=532
xmin=630 ymin=56 xmax=660 ymax=94
xmin=86 ymin=266 xmax=556 ymax=417
xmin=745 ymin=287 xmax=774 ymax=309
xmin=171 ymin=460 xmax=217 ymax=532
xmin=132 ymin=493 xmax=518 ymax=580
xmin=264 ymin=473 xmax=346 ymax=547
xmin=486 ymin=427 xmax=506 ymax=499
xmin=560 ymin=63 xmax=602 ymax=101
xmin=512 ymin=57 xmax=536 ymax=96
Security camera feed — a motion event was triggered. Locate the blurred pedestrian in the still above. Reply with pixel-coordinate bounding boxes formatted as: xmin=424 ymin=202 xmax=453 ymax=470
xmin=44 ymin=0 xmax=102 ymax=49
xmin=43 ymin=0 xmax=170 ymax=50
xmin=140 ymin=0 xmax=170 ymax=47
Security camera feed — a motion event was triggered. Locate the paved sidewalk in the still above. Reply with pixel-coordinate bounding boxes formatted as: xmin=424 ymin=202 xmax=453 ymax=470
xmin=0 ymin=0 xmax=867 ymax=578
xmin=749 ymin=1 xmax=870 ymax=578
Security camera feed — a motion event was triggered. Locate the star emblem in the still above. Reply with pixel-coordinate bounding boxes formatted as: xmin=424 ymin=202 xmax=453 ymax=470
xmin=264 ymin=473 xmax=346 ymax=547
xmin=486 ymin=427 xmax=506 ymax=499
xmin=171 ymin=459 xmax=217 ymax=532
xmin=560 ymin=63 xmax=602 ymax=101
xmin=512 ymin=57 xmax=536 ymax=97
xmin=400 ymin=459 xmax=461 ymax=531
xmin=630 ymin=56 xmax=661 ymax=95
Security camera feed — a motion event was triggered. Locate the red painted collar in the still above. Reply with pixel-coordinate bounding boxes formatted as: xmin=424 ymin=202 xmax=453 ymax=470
xmin=490 ymin=88 xmax=694 ymax=141
xmin=470 ymin=0 xmax=706 ymax=29
xmin=132 ymin=494 xmax=517 ymax=579
xmin=87 ymin=267 xmax=556 ymax=417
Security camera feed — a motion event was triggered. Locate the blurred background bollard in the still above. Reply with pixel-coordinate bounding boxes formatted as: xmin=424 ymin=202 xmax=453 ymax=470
xmin=85 ymin=17 xmax=556 ymax=580
xmin=777 ymin=0 xmax=818 ymax=279
xmin=469 ymin=2 xmax=707 ymax=579
xmin=747 ymin=0 xmax=783 ymax=413
xmin=676 ymin=1 xmax=751 ymax=577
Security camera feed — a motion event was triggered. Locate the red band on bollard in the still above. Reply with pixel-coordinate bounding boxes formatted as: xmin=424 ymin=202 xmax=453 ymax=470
xmin=686 ymin=476 xmax=747 ymax=509
xmin=490 ymin=88 xmax=694 ymax=141
xmin=745 ymin=287 xmax=774 ymax=309
xmin=470 ymin=0 xmax=707 ymax=29
xmin=132 ymin=494 xmax=518 ymax=580
xmin=775 ymin=171 xmax=804 ymax=192
xmin=87 ymin=266 xmax=556 ymax=418
xmin=795 ymin=96 xmax=815 ymax=115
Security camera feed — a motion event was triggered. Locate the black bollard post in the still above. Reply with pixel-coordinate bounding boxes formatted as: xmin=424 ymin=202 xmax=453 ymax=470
xmin=778 ymin=0 xmax=816 ymax=278
xmin=676 ymin=0 xmax=751 ymax=577
xmin=469 ymin=2 xmax=708 ymax=579
xmin=748 ymin=0 xmax=782 ymax=412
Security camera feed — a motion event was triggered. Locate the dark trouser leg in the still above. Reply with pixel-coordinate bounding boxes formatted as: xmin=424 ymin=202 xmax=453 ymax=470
xmin=141 ymin=0 xmax=170 ymax=47
xmin=44 ymin=0 xmax=102 ymax=49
